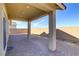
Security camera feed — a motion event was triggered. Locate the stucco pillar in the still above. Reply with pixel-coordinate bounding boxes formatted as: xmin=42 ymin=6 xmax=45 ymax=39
xmin=48 ymin=11 xmax=56 ymax=51
xmin=9 ymin=19 xmax=12 ymax=25
xmin=27 ymin=20 xmax=31 ymax=39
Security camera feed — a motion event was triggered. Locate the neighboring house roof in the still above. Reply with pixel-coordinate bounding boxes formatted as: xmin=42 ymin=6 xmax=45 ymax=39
xmin=4 ymin=3 xmax=66 ymax=21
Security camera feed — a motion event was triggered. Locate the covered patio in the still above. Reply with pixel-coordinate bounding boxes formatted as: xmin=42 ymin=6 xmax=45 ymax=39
xmin=0 ymin=3 xmax=66 ymax=56
xmin=6 ymin=3 xmax=66 ymax=51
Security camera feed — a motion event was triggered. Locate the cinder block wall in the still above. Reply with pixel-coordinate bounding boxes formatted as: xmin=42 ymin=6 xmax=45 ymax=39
xmin=9 ymin=27 xmax=79 ymax=43
xmin=10 ymin=29 xmax=28 ymax=34
xmin=9 ymin=28 xmax=48 ymax=35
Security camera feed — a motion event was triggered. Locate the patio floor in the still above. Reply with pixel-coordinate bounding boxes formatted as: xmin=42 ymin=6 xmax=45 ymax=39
xmin=6 ymin=34 xmax=79 ymax=56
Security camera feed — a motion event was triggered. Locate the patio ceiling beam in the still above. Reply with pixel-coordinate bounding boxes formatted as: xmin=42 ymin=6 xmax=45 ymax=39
xmin=29 ymin=3 xmax=56 ymax=13
xmin=28 ymin=3 xmax=66 ymax=20
xmin=56 ymin=3 xmax=66 ymax=10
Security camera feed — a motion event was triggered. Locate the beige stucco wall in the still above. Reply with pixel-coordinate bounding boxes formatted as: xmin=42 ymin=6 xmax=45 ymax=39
xmin=0 ymin=4 xmax=9 ymax=56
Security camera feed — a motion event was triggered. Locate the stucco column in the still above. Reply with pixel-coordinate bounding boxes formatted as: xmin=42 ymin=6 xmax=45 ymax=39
xmin=27 ymin=20 xmax=31 ymax=39
xmin=9 ymin=19 xmax=12 ymax=25
xmin=48 ymin=11 xmax=56 ymax=51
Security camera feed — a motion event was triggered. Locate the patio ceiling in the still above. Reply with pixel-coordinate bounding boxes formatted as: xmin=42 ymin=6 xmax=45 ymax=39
xmin=5 ymin=3 xmax=66 ymax=21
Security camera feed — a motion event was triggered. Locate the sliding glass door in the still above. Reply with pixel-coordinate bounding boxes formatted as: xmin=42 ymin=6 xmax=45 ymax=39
xmin=3 ymin=17 xmax=6 ymax=50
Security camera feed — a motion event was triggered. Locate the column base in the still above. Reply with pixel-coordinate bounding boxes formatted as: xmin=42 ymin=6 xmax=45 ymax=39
xmin=48 ymin=38 xmax=56 ymax=51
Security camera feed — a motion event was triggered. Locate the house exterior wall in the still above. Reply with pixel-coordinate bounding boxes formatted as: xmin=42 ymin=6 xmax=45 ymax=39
xmin=0 ymin=4 xmax=4 ymax=56
xmin=0 ymin=4 xmax=9 ymax=56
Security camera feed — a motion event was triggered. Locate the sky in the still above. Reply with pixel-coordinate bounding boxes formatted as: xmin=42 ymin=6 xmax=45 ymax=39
xmin=13 ymin=3 xmax=79 ymax=28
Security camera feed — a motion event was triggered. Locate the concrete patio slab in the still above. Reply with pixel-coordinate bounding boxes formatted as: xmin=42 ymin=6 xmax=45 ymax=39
xmin=6 ymin=34 xmax=79 ymax=56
